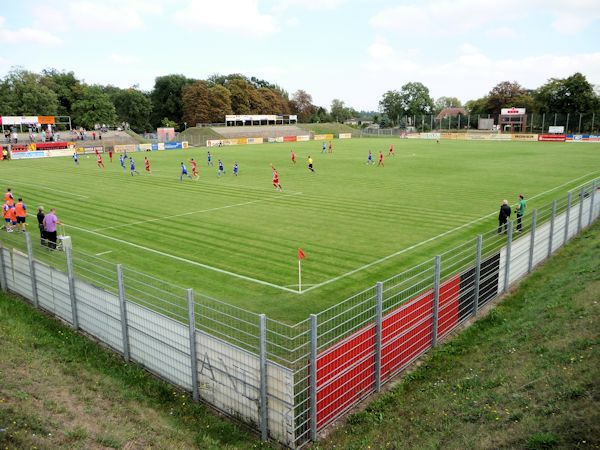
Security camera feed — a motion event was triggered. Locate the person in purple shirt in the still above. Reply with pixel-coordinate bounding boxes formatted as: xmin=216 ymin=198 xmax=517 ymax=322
xmin=42 ymin=208 xmax=61 ymax=249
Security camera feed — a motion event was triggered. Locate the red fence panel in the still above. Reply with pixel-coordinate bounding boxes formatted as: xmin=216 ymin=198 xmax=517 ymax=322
xmin=283 ymin=135 xmax=297 ymax=142
xmin=316 ymin=325 xmax=375 ymax=428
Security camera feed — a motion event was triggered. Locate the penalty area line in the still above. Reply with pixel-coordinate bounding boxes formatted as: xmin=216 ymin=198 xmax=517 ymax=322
xmin=64 ymin=223 xmax=300 ymax=294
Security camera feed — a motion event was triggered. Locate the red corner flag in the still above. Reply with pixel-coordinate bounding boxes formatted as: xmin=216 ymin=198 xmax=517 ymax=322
xmin=298 ymin=248 xmax=305 ymax=260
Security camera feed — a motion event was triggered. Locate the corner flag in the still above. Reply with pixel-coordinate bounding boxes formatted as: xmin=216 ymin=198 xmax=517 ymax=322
xmin=298 ymin=248 xmax=305 ymax=260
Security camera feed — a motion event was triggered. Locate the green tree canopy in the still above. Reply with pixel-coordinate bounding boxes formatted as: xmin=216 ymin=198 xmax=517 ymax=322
xmin=110 ymin=87 xmax=153 ymax=132
xmin=535 ymin=73 xmax=600 ymax=113
xmin=150 ymin=74 xmax=195 ymax=129
xmin=71 ymin=85 xmax=117 ymax=129
xmin=0 ymin=68 xmax=58 ymax=116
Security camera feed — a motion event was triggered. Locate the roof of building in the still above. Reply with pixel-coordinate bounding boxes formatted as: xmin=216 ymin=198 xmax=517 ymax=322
xmin=436 ymin=107 xmax=468 ymax=120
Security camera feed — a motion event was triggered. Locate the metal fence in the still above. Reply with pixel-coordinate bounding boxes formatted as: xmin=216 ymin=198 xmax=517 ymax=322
xmin=0 ymin=178 xmax=598 ymax=448
xmin=360 ymin=112 xmax=600 ymax=134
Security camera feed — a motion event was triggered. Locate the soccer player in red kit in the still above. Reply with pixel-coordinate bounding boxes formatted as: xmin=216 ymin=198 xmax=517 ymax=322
xmin=108 ymin=149 xmax=113 ymax=162
xmin=291 ymin=150 xmax=296 ymax=164
xmin=271 ymin=164 xmax=282 ymax=191
xmin=388 ymin=144 xmax=395 ymax=156
xmin=97 ymin=152 xmax=105 ymax=169
xmin=144 ymin=156 xmax=151 ymax=174
xmin=189 ymin=158 xmax=199 ymax=179
xmin=378 ymin=151 xmax=384 ymax=167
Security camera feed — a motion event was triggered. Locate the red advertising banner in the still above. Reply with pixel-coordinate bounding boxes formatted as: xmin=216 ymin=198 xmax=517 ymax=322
xmin=283 ymin=135 xmax=297 ymax=142
xmin=538 ymin=134 xmax=566 ymax=142
xmin=36 ymin=141 xmax=71 ymax=150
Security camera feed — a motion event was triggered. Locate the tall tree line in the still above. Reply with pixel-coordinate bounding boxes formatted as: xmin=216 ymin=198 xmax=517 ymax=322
xmin=1 ymin=67 xmax=597 ymax=132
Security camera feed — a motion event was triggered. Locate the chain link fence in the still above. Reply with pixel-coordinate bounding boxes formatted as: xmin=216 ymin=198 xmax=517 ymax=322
xmin=0 ymin=177 xmax=598 ymax=448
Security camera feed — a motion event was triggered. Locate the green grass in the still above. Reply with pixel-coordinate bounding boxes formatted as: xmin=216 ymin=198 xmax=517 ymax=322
xmin=125 ymin=129 xmax=151 ymax=144
xmin=0 ymin=290 xmax=270 ymax=449
xmin=316 ymin=220 xmax=600 ymax=450
xmin=181 ymin=126 xmax=225 ymax=145
xmin=297 ymin=122 xmax=358 ymax=135
xmin=0 ymin=139 xmax=599 ymax=323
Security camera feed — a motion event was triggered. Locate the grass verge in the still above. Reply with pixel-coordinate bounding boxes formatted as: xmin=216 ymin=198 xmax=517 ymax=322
xmin=316 ymin=220 xmax=600 ymax=450
xmin=0 ymin=292 xmax=271 ymax=449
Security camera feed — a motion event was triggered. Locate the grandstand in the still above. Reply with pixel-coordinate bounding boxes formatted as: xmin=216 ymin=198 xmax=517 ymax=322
xmin=211 ymin=124 xmax=308 ymax=139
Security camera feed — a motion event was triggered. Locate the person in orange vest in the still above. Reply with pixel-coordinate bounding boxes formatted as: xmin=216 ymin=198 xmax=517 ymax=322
xmin=2 ymin=202 xmax=12 ymax=232
xmin=6 ymin=204 xmax=17 ymax=232
xmin=15 ymin=197 xmax=27 ymax=232
xmin=4 ymin=188 xmax=14 ymax=206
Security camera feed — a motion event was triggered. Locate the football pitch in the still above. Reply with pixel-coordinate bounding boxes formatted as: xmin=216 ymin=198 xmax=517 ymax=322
xmin=1 ymin=138 xmax=599 ymax=323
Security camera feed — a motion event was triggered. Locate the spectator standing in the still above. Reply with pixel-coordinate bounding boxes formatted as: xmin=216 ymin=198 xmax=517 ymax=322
xmin=37 ymin=207 xmax=45 ymax=245
xmin=43 ymin=208 xmax=61 ymax=249
xmin=498 ymin=200 xmax=511 ymax=234
xmin=515 ymin=194 xmax=526 ymax=232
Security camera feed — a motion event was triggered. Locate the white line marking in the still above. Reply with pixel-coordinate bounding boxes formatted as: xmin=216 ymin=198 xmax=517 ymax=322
xmin=300 ymin=171 xmax=600 ymax=293
xmin=0 ymin=178 xmax=89 ymax=199
xmin=95 ymin=250 xmax=113 ymax=256
xmin=64 ymin=223 xmax=300 ymax=294
xmin=93 ymin=191 xmax=303 ymax=231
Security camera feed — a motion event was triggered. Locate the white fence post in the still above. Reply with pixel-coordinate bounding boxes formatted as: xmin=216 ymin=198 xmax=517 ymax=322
xmin=504 ymin=222 xmax=513 ymax=294
xmin=564 ymin=192 xmax=572 ymax=244
xmin=24 ymin=232 xmax=39 ymax=308
xmin=473 ymin=235 xmax=483 ymax=316
xmin=116 ymin=264 xmax=130 ymax=361
xmin=187 ymin=288 xmax=199 ymax=402
xmin=548 ymin=200 xmax=556 ymax=258
xmin=374 ymin=282 xmax=383 ymax=392
xmin=528 ymin=210 xmax=537 ymax=274
xmin=309 ymin=314 xmax=318 ymax=442
xmin=259 ymin=314 xmax=268 ymax=441
xmin=589 ymin=180 xmax=596 ymax=226
xmin=577 ymin=188 xmax=584 ymax=233
xmin=0 ymin=242 xmax=7 ymax=293
xmin=64 ymin=236 xmax=78 ymax=329
xmin=431 ymin=256 xmax=441 ymax=347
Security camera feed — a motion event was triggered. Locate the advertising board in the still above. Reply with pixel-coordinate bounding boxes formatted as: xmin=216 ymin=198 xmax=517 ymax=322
xmin=538 ymin=134 xmax=566 ymax=142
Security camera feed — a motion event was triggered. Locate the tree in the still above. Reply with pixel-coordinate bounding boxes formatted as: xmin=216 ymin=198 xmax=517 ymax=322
xmin=71 ymin=85 xmax=117 ymax=129
xmin=40 ymin=69 xmax=83 ymax=116
xmin=310 ymin=106 xmax=330 ymax=123
xmin=150 ymin=74 xmax=195 ymax=129
xmin=255 ymin=88 xmax=290 ymax=114
xmin=0 ymin=68 xmax=58 ymax=115
xmin=182 ymin=81 xmax=211 ymax=125
xmin=290 ymin=90 xmax=316 ymax=122
xmin=464 ymin=97 xmax=490 ymax=115
xmin=398 ymin=82 xmax=434 ymax=117
xmin=225 ymin=78 xmax=253 ymax=114
xmin=379 ymin=90 xmax=404 ymax=126
xmin=111 ymin=88 xmax=153 ymax=132
xmin=330 ymin=99 xmax=353 ymax=123
xmin=207 ymin=85 xmax=232 ymax=122
xmin=535 ymin=73 xmax=600 ymax=113
xmin=486 ymin=81 xmax=527 ymax=114
xmin=434 ymin=96 xmax=462 ymax=114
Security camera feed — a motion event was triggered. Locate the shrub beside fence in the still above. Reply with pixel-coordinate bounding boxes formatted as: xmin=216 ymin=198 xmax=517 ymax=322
xmin=0 ymin=179 xmax=598 ymax=448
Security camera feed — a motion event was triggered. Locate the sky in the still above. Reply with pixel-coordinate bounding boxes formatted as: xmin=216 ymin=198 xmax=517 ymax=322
xmin=0 ymin=0 xmax=599 ymax=111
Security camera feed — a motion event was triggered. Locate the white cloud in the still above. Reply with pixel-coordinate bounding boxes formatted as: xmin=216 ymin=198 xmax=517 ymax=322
xmin=110 ymin=53 xmax=140 ymax=64
xmin=67 ymin=1 xmax=145 ymax=31
xmin=486 ymin=27 xmax=518 ymax=39
xmin=273 ymin=0 xmax=345 ymax=11
xmin=173 ymin=0 xmax=278 ymax=36
xmin=370 ymin=1 xmax=514 ymax=36
xmin=0 ymin=16 xmax=62 ymax=45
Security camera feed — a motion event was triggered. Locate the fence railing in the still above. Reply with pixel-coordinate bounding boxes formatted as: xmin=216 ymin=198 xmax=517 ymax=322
xmin=360 ymin=112 xmax=600 ymax=134
xmin=0 ymin=177 xmax=598 ymax=449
